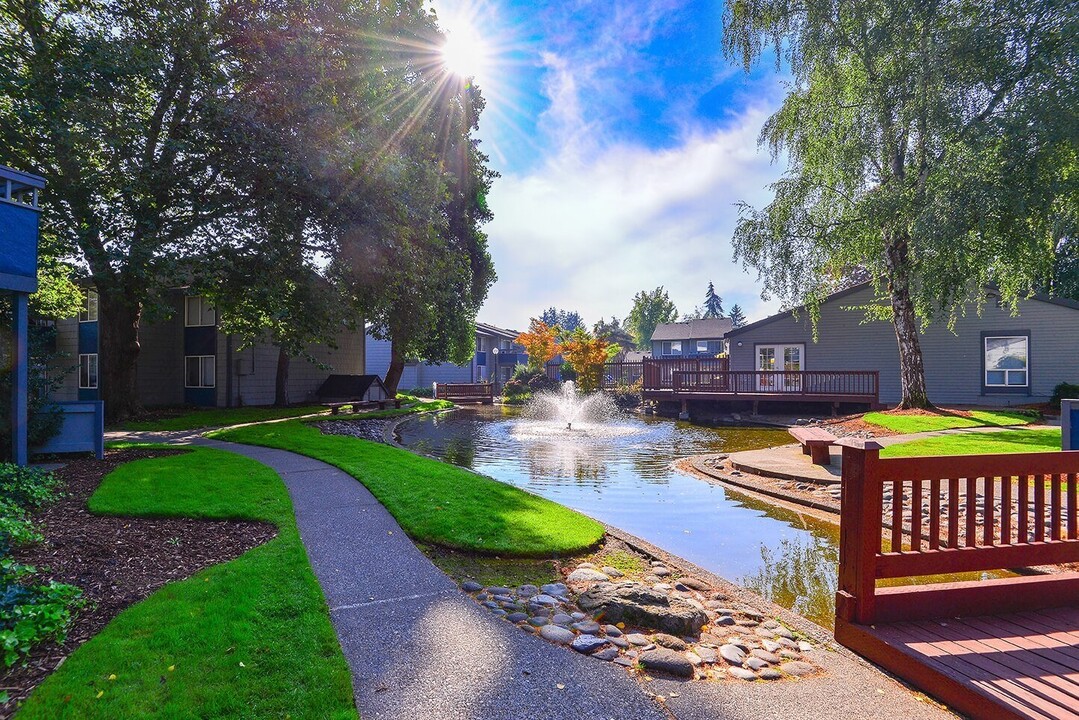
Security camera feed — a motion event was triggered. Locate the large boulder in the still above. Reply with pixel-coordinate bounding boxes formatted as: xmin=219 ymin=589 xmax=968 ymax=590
xmin=577 ymin=582 xmax=707 ymax=636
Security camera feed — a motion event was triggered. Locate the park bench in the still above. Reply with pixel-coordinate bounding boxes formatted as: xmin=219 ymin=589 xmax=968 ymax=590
xmin=788 ymin=426 xmax=838 ymax=465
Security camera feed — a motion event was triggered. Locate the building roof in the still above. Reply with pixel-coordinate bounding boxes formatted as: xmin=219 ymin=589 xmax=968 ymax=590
xmin=725 ymin=281 xmax=1079 ymax=338
xmin=475 ymin=321 xmax=521 ymax=340
xmin=651 ymin=317 xmax=732 ymax=342
xmin=316 ymin=374 xmax=387 ymax=400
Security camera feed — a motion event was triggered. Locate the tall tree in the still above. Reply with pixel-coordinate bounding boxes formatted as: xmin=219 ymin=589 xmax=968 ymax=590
xmin=1047 ymin=236 xmax=1079 ymax=301
xmin=0 ymin=0 xmax=236 ymax=420
xmin=724 ymin=0 xmax=1077 ymax=408
xmin=727 ymin=304 xmax=748 ymax=329
xmin=626 ymin=287 xmax=678 ymax=350
xmin=704 ymin=281 xmax=724 ymax=318
xmin=516 ymin=320 xmax=560 ymax=369
xmin=540 ymin=307 xmax=584 ymax=333
xmin=592 ymin=316 xmax=635 ymax=350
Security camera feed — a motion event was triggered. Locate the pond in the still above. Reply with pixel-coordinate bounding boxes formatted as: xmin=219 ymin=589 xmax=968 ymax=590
xmin=395 ymin=405 xmax=852 ymax=627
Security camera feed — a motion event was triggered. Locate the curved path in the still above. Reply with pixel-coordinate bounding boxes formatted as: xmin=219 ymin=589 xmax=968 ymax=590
xmin=108 ymin=428 xmax=953 ymax=720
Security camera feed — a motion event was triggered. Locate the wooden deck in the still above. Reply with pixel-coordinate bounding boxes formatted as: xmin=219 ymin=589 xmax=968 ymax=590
xmin=833 ymin=439 xmax=1079 ymax=720
xmin=433 ymin=382 xmax=494 ymax=404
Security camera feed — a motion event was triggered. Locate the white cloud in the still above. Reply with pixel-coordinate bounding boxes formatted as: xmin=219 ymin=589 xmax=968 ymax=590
xmin=478 ymin=105 xmax=787 ymax=331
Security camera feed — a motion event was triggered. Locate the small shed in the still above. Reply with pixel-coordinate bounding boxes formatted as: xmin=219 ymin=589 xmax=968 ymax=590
xmin=1 ymin=165 xmax=46 ymax=465
xmin=316 ymin=374 xmax=390 ymax=403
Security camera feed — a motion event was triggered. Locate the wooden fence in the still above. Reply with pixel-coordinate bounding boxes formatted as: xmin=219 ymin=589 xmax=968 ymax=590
xmin=669 ymin=369 xmax=879 ymax=400
xmin=434 ymin=382 xmax=494 ymax=403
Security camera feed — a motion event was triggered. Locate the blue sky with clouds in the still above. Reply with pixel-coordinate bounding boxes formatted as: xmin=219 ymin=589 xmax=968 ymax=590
xmin=432 ymin=0 xmax=788 ymax=332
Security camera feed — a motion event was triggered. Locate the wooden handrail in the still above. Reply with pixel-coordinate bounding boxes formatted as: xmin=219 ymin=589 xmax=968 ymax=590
xmin=666 ymin=369 xmax=880 ymax=399
xmin=836 ymin=438 xmax=1079 ymax=624
xmin=436 ymin=383 xmax=494 ymax=397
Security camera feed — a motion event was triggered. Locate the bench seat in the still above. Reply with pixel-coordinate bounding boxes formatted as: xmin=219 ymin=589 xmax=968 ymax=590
xmin=788 ymin=426 xmax=838 ymax=465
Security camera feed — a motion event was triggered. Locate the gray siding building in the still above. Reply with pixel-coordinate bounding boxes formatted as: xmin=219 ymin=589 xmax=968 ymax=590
xmin=52 ymin=289 xmax=365 ymax=408
xmin=726 ymin=283 xmax=1079 ymax=407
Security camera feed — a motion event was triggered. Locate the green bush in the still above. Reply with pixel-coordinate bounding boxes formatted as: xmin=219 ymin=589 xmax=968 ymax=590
xmin=1051 ymin=382 xmax=1079 ymax=408
xmin=0 ymin=464 xmax=82 ymax=671
xmin=402 ymin=387 xmax=434 ymax=398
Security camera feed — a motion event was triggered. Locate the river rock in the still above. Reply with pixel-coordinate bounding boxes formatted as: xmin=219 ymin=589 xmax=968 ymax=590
xmin=780 ymin=661 xmax=815 ymax=676
xmin=517 ymin=584 xmax=539 ymax=597
xmin=529 ymin=594 xmax=561 ymax=607
xmin=571 ymin=634 xmax=610 ymax=654
xmin=541 ymin=583 xmax=568 ymax=597
xmin=728 ymin=667 xmax=758 ymax=681
xmin=639 ymin=649 xmax=694 ymax=678
xmin=604 ymin=624 xmax=623 ymax=637
xmin=551 ymin=613 xmax=573 ymax=625
xmin=751 ymin=649 xmax=781 ymax=664
xmin=567 ymin=568 xmax=611 ymax=583
xmin=487 ymin=586 xmax=512 ymax=596
xmin=538 ymin=625 xmax=576 ymax=645
xmin=625 ymin=633 xmax=651 ymax=646
xmin=714 ymin=615 xmax=736 ymax=626
xmin=653 ymin=567 xmax=672 ymax=577
xmin=653 ymin=633 xmax=688 ymax=651
xmin=577 ymin=562 xmax=597 ymax=569
xmin=760 ymin=669 xmax=782 ymax=680
xmin=695 ymin=647 xmax=718 ymax=664
xmin=461 ymin=581 xmax=483 ymax=592
xmin=679 ymin=576 xmax=710 ymax=591
xmin=719 ymin=644 xmax=747 ymax=665
xmin=745 ymin=657 xmax=769 ymax=671
xmin=601 ymin=566 xmax=625 ymax=578
xmin=572 ymin=620 xmax=601 ymax=634
xmin=577 ymin=582 xmax=708 ymax=636
xmin=593 ymin=647 xmax=621 ymax=661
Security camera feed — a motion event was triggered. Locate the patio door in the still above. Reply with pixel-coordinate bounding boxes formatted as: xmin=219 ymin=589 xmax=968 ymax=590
xmin=757 ymin=344 xmax=804 ymax=391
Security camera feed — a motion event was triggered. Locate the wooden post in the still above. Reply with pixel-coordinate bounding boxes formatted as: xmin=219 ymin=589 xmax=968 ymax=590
xmin=836 ymin=438 xmax=883 ymax=624
xmin=11 ymin=292 xmax=29 ymax=465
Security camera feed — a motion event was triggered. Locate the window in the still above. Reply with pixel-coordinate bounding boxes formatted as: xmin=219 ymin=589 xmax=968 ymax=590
xmin=185 ymin=355 xmax=216 ymax=388
xmin=985 ymin=336 xmax=1028 ymax=388
xmin=697 ymin=341 xmax=709 ymax=354
xmin=662 ymin=341 xmax=682 ymax=356
xmin=500 ymin=339 xmax=513 ymax=350
xmin=79 ymin=290 xmax=98 ymax=323
xmin=79 ymin=354 xmax=98 ymax=389
xmin=184 ymin=296 xmax=216 ymax=327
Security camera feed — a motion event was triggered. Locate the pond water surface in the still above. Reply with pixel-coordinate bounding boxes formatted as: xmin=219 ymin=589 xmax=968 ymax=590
xmin=396 ymin=406 xmax=850 ymax=627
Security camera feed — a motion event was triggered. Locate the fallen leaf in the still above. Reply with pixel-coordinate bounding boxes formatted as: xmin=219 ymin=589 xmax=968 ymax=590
xmin=556 ymin=683 xmax=564 ymax=690
xmin=96 ymin=691 xmax=104 ymax=699
xmin=168 ymin=665 xmax=175 ymax=672
xmin=108 ymin=674 xmax=117 ymax=681
xmin=239 ymin=662 xmax=246 ymax=668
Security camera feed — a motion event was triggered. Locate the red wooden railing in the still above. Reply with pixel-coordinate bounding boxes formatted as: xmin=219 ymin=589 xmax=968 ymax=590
xmin=600 ymin=361 xmax=644 ymax=389
xmin=668 ymin=369 xmax=879 ymax=400
xmin=435 ymin=382 xmax=494 ymax=400
xmin=836 ymin=438 xmax=1079 ymax=625
xmin=642 ymin=357 xmax=729 ymax=389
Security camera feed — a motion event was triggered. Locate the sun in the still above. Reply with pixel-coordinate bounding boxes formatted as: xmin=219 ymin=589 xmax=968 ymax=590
xmin=438 ymin=18 xmax=490 ymax=80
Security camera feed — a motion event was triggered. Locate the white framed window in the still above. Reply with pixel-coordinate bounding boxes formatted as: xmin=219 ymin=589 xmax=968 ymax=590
xmin=185 ymin=355 xmax=216 ymax=388
xmin=79 ymin=290 xmax=98 ymax=323
xmin=662 ymin=341 xmax=682 ymax=356
xmin=697 ymin=341 xmax=709 ymax=354
xmin=184 ymin=296 xmax=216 ymax=327
xmin=78 ymin=354 xmax=98 ymax=389
xmin=984 ymin=336 xmax=1028 ymax=388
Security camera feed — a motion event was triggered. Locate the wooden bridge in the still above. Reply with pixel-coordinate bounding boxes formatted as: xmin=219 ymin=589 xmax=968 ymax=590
xmin=834 ymin=439 xmax=1079 ymax=720
xmin=601 ymin=358 xmax=880 ymax=410
xmin=433 ymin=382 xmax=494 ymax=404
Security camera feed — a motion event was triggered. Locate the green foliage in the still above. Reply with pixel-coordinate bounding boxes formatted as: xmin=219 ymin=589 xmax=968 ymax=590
xmin=592 ymin=316 xmax=635 ymax=349
xmin=21 ymin=447 xmax=356 ymax=718
xmin=540 ymin=308 xmax=584 ymax=332
xmin=864 ymin=409 xmax=1038 ymax=433
xmin=881 ymin=428 xmax=1061 ymax=457
xmin=1050 ymin=382 xmax=1079 ymax=408
xmin=0 ymin=464 xmax=81 ymax=670
xmin=0 ymin=316 xmax=70 ymax=460
xmin=626 ymin=287 xmax=679 ymax=350
xmin=723 ymin=0 xmax=1078 ymax=407
xmin=211 ymin=421 xmax=605 ymax=556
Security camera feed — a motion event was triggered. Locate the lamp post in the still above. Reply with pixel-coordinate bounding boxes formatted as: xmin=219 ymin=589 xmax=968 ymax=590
xmin=491 ymin=347 xmax=500 ymax=392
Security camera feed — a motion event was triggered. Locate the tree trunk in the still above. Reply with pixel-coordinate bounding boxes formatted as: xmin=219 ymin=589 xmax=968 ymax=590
xmin=384 ymin=343 xmax=404 ymax=396
xmin=884 ymin=232 xmax=932 ymax=409
xmin=274 ymin=347 xmax=290 ymax=407
xmin=97 ymin=290 xmax=142 ymax=423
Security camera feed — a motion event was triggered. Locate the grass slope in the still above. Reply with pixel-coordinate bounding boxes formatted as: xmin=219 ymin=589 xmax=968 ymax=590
xmin=18 ymin=448 xmax=356 ymax=719
xmin=881 ymin=428 xmax=1062 ymax=458
xmin=864 ymin=409 xmax=1037 ymax=434
xmin=122 ymin=405 xmax=326 ymax=432
xmin=212 ymin=421 xmax=604 ymax=556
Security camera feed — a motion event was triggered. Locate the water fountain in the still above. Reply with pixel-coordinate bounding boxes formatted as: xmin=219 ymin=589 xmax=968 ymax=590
xmin=515 ymin=381 xmax=634 ymax=439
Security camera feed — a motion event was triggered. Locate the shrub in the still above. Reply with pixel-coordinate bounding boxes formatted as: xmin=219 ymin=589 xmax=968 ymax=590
xmin=1051 ymin=382 xmax=1079 ymax=408
xmin=0 ymin=464 xmax=82 ymax=670
xmin=401 ymin=387 xmax=434 ymax=398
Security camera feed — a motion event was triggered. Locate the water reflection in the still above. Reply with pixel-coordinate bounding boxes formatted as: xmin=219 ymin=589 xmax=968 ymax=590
xmin=742 ymin=537 xmax=839 ymax=627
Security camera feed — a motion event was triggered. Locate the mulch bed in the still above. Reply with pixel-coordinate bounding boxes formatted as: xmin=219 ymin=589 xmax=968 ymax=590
xmin=0 ymin=449 xmax=277 ymax=715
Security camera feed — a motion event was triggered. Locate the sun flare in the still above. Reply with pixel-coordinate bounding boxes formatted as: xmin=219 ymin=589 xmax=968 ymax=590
xmin=439 ymin=23 xmax=490 ymax=79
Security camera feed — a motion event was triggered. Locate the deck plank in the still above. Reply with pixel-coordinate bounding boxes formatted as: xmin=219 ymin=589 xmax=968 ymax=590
xmin=874 ymin=620 xmax=1079 ymax=719
xmin=1006 ymin=609 xmax=1079 ymax=647
xmin=955 ymin=616 xmax=1079 ymax=675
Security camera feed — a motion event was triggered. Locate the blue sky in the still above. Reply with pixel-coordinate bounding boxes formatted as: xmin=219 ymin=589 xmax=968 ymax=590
xmin=432 ymin=0 xmax=788 ymax=332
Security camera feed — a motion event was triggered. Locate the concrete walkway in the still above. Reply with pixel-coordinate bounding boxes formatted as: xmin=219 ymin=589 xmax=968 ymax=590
xmin=106 ymin=429 xmax=953 ymax=719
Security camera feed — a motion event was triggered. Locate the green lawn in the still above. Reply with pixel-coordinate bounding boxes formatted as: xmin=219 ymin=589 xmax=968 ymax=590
xmin=19 ymin=447 xmax=356 ymax=719
xmin=122 ymin=405 xmax=327 ymax=431
xmin=864 ymin=409 xmax=1037 ymax=434
xmin=880 ymin=428 xmax=1062 ymax=458
xmin=211 ymin=421 xmax=605 ymax=556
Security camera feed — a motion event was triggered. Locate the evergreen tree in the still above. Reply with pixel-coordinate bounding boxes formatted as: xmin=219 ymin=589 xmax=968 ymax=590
xmin=728 ymin=304 xmax=747 ymax=329
xmin=704 ymin=282 xmax=724 ymax=318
